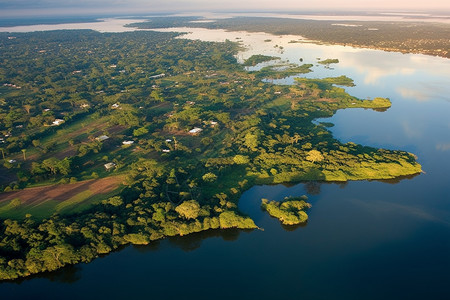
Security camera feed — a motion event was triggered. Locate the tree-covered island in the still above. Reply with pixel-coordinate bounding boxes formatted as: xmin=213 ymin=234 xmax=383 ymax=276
xmin=0 ymin=29 xmax=421 ymax=280
xmin=317 ymin=58 xmax=339 ymax=65
xmin=261 ymin=196 xmax=311 ymax=225
xmin=243 ymin=54 xmax=280 ymax=66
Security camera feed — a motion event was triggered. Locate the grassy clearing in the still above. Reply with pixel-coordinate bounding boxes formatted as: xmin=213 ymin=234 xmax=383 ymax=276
xmin=0 ymin=199 xmax=58 ymax=220
xmin=59 ymin=187 xmax=122 ymax=216
xmin=55 ymin=190 xmax=93 ymax=213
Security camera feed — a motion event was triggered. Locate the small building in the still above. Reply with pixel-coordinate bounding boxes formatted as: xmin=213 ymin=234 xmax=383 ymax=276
xmin=8 ymin=159 xmax=17 ymax=164
xmin=104 ymin=162 xmax=116 ymax=171
xmin=122 ymin=140 xmax=134 ymax=145
xmin=149 ymin=73 xmax=165 ymax=79
xmin=96 ymin=135 xmax=109 ymax=142
xmin=111 ymin=103 xmax=120 ymax=109
xmin=165 ymin=139 xmax=172 ymax=142
xmin=52 ymin=119 xmax=65 ymax=126
xmin=189 ymin=127 xmax=203 ymax=135
xmin=162 ymin=149 xmax=171 ymax=153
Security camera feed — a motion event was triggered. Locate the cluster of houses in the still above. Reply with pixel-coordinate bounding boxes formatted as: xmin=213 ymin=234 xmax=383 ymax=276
xmin=3 ymin=83 xmax=21 ymax=89
xmin=100 ymin=137 xmax=135 ymax=170
xmin=187 ymin=120 xmax=218 ymax=135
xmin=98 ymin=116 xmax=218 ymax=169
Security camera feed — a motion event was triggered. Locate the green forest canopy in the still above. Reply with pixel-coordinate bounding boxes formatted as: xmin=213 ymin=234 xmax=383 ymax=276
xmin=0 ymin=29 xmax=421 ymax=280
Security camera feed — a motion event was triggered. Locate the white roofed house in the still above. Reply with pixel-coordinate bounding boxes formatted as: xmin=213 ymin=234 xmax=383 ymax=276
xmin=149 ymin=73 xmax=165 ymax=79
xmin=52 ymin=119 xmax=65 ymax=126
xmin=96 ymin=135 xmax=109 ymax=142
xmin=189 ymin=127 xmax=203 ymax=135
xmin=104 ymin=162 xmax=116 ymax=171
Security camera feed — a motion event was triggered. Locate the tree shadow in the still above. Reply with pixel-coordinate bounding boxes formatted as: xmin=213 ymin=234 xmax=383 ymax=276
xmin=9 ymin=264 xmax=83 ymax=285
xmin=373 ymin=173 xmax=420 ymax=184
xmin=166 ymin=228 xmax=244 ymax=252
xmin=281 ymin=221 xmax=308 ymax=232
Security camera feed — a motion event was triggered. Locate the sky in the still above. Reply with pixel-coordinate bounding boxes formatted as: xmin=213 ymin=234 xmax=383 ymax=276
xmin=1 ymin=0 xmax=450 ymax=17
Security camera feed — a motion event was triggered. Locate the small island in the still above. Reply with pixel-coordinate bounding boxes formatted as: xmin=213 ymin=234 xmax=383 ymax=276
xmin=243 ymin=54 xmax=280 ymax=66
xmin=318 ymin=58 xmax=340 ymax=65
xmin=261 ymin=196 xmax=311 ymax=225
xmin=256 ymin=63 xmax=313 ymax=79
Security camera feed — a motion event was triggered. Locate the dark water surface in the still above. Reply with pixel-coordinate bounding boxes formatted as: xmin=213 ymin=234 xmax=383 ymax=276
xmin=0 ymin=26 xmax=449 ymax=300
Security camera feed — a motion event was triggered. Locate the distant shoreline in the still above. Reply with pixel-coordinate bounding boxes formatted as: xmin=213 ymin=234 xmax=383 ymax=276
xmin=1 ymin=14 xmax=449 ymax=59
xmin=0 ymin=16 xmax=102 ymax=28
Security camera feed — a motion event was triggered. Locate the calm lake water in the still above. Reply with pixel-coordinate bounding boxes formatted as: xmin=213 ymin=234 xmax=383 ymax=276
xmin=1 ymin=20 xmax=449 ymax=300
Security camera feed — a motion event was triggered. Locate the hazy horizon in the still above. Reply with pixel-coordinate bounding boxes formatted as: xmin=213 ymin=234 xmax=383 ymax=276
xmin=2 ymin=0 xmax=450 ymax=17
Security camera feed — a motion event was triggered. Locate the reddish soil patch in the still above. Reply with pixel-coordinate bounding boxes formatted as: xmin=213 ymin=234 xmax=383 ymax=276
xmin=107 ymin=124 xmax=126 ymax=135
xmin=0 ymin=176 xmax=123 ymax=205
xmin=62 ymin=121 xmax=125 ymax=143
xmin=53 ymin=147 xmax=77 ymax=160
